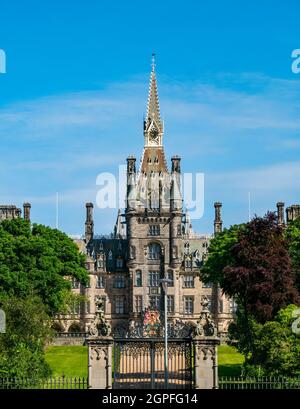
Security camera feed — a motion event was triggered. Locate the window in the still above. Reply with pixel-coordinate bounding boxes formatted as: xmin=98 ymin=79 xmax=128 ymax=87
xmin=202 ymin=281 xmax=212 ymax=288
xmin=116 ymin=258 xmax=123 ymax=268
xmin=185 ymin=259 xmax=192 ymax=268
xmin=167 ymin=271 xmax=174 ymax=287
xmin=96 ymin=275 xmax=105 ymax=289
xmin=148 ymin=271 xmax=160 ymax=287
xmin=149 ymin=225 xmax=160 ymax=236
xmin=135 ymin=271 xmax=142 ymax=287
xmin=230 ymin=299 xmax=237 ymax=314
xmin=149 ymin=296 xmax=161 ymax=310
xmin=135 ymin=296 xmax=143 ymax=313
xmin=184 ymin=296 xmax=194 ymax=315
xmin=85 ymin=301 xmax=90 ymax=314
xmin=98 ymin=296 xmax=106 ymax=313
xmin=113 ymin=275 xmax=126 ymax=288
xmin=71 ymin=277 xmax=80 ymax=289
xmin=97 ymin=259 xmax=104 ymax=269
xmin=167 ymin=295 xmax=174 ymax=313
xmin=184 ymin=242 xmax=189 ymax=255
xmin=184 ymin=275 xmax=194 ymax=288
xmin=72 ymin=302 xmax=80 ymax=314
xmin=148 ymin=243 xmax=161 ymax=260
xmin=108 ymin=250 xmax=113 ymax=260
xmin=115 ymin=296 xmax=125 ymax=314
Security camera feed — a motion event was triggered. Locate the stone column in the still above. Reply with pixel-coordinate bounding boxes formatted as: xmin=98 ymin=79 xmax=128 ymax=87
xmin=86 ymin=337 xmax=113 ymax=389
xmin=193 ymin=336 xmax=220 ymax=389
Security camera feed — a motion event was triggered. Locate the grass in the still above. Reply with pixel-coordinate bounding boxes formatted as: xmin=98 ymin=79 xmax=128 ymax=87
xmin=218 ymin=345 xmax=244 ymax=377
xmin=45 ymin=346 xmax=88 ymax=378
xmin=45 ymin=344 xmax=244 ymax=379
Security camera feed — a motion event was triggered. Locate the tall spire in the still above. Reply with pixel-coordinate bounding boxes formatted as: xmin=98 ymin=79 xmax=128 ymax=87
xmin=145 ymin=53 xmax=163 ymax=137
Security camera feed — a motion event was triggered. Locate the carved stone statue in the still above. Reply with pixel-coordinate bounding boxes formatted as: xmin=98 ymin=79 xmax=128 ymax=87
xmin=193 ymin=296 xmax=217 ymax=337
xmin=88 ymin=296 xmax=111 ymax=337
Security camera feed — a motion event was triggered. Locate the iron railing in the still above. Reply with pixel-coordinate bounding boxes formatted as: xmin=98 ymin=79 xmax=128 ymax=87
xmin=0 ymin=377 xmax=88 ymax=389
xmin=219 ymin=376 xmax=300 ymax=389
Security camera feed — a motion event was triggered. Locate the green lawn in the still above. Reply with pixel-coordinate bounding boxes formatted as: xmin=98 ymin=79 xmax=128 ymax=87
xmin=45 ymin=344 xmax=244 ymax=378
xmin=45 ymin=346 xmax=88 ymax=378
xmin=218 ymin=345 xmax=244 ymax=377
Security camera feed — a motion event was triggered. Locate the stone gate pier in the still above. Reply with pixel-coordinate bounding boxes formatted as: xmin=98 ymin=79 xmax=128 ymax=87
xmin=86 ymin=297 xmax=113 ymax=389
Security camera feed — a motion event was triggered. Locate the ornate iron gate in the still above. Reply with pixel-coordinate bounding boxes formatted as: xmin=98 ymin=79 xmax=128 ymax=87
xmin=113 ymin=338 xmax=193 ymax=389
xmin=112 ymin=312 xmax=194 ymax=389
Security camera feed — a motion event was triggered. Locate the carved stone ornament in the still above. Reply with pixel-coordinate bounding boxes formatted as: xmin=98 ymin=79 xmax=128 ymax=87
xmin=192 ymin=296 xmax=217 ymax=337
xmin=88 ymin=296 xmax=112 ymax=338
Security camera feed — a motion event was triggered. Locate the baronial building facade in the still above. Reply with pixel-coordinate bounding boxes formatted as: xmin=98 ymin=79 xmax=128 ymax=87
xmin=1 ymin=61 xmax=300 ymax=339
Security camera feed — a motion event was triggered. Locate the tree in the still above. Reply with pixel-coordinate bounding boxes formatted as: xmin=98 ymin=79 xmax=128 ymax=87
xmin=201 ymin=224 xmax=244 ymax=285
xmin=241 ymin=305 xmax=300 ymax=377
xmin=0 ymin=296 xmax=52 ymax=378
xmin=222 ymin=213 xmax=299 ymax=324
xmin=285 ymin=216 xmax=300 ymax=292
xmin=0 ymin=218 xmax=88 ymax=315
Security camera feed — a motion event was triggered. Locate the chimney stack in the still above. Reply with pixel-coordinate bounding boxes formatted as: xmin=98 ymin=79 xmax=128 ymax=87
xmin=276 ymin=202 xmax=285 ymax=226
xmin=23 ymin=202 xmax=31 ymax=222
xmin=85 ymin=203 xmax=94 ymax=243
xmin=214 ymin=202 xmax=223 ymax=235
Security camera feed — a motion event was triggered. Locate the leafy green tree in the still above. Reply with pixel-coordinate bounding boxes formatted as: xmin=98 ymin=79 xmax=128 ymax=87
xmin=0 ymin=296 xmax=52 ymax=378
xmin=201 ymin=223 xmax=244 ymax=285
xmin=0 ymin=218 xmax=88 ymax=314
xmin=285 ymin=216 xmax=300 ymax=292
xmin=241 ymin=305 xmax=300 ymax=377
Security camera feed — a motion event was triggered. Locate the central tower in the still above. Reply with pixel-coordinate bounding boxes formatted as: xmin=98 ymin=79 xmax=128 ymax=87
xmin=125 ymin=56 xmax=183 ymax=322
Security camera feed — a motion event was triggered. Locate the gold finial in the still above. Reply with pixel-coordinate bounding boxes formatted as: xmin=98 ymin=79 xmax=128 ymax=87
xmin=151 ymin=52 xmax=156 ymax=72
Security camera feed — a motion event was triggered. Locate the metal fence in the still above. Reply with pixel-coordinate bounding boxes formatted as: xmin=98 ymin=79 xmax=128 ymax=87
xmin=0 ymin=377 xmax=88 ymax=389
xmin=219 ymin=376 xmax=300 ymax=389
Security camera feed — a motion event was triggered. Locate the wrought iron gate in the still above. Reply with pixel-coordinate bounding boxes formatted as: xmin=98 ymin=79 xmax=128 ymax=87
xmin=113 ymin=338 xmax=193 ymax=389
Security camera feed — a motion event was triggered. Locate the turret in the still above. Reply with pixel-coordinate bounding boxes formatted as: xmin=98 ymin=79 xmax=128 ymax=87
xmin=126 ymin=156 xmax=137 ymax=211
xmin=170 ymin=156 xmax=182 ymax=212
xmin=276 ymin=202 xmax=285 ymax=226
xmin=23 ymin=202 xmax=31 ymax=222
xmin=214 ymin=202 xmax=223 ymax=235
xmin=85 ymin=202 xmax=94 ymax=243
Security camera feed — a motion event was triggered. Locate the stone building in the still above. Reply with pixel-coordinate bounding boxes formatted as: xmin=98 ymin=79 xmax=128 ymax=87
xmin=59 ymin=60 xmax=234 ymax=338
xmin=0 ymin=203 xmax=31 ymax=221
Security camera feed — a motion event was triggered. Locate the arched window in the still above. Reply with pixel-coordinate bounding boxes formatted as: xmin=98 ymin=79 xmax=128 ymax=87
xmin=148 ymin=243 xmax=161 ymax=260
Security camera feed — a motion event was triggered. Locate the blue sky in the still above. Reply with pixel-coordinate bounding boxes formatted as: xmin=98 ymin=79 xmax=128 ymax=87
xmin=0 ymin=0 xmax=300 ymax=235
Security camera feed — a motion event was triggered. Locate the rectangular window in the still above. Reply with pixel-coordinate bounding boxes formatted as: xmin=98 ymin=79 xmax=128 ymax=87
xmin=135 ymin=296 xmax=143 ymax=313
xmin=72 ymin=302 xmax=80 ymax=314
xmin=115 ymin=296 xmax=125 ymax=314
xmin=98 ymin=296 xmax=106 ymax=313
xmin=113 ymin=275 xmax=126 ymax=288
xmin=167 ymin=295 xmax=174 ymax=313
xmin=85 ymin=301 xmax=90 ymax=314
xmin=202 ymin=281 xmax=212 ymax=288
xmin=148 ymin=271 xmax=160 ymax=287
xmin=230 ymin=299 xmax=237 ymax=314
xmin=135 ymin=271 xmax=142 ymax=287
xmin=71 ymin=277 xmax=80 ymax=289
xmin=184 ymin=296 xmax=194 ymax=315
xmin=97 ymin=259 xmax=104 ymax=269
xmin=116 ymin=258 xmax=123 ymax=268
xmin=167 ymin=271 xmax=174 ymax=287
xmin=183 ymin=275 xmax=194 ymax=288
xmin=96 ymin=275 xmax=105 ymax=289
xmin=149 ymin=225 xmax=160 ymax=236
xmin=149 ymin=296 xmax=161 ymax=310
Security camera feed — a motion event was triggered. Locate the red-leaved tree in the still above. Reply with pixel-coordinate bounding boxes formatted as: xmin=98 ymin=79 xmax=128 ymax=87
xmin=223 ymin=212 xmax=300 ymax=324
